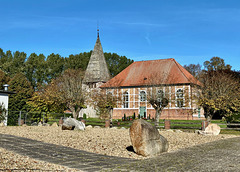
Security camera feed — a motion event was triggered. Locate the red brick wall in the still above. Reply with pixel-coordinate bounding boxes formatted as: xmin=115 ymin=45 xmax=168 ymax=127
xmin=113 ymin=108 xmax=205 ymax=120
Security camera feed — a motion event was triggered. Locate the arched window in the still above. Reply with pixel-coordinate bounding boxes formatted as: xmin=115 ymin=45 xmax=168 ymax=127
xmin=123 ymin=91 xmax=129 ymax=108
xmin=140 ymin=91 xmax=146 ymax=102
xmin=176 ymin=89 xmax=184 ymax=108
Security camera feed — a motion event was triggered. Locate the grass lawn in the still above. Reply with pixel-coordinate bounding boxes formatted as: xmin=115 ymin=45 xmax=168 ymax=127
xmin=46 ymin=117 xmax=239 ymax=135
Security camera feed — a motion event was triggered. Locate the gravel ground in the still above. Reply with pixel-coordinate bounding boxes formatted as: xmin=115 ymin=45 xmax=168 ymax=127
xmin=0 ymin=125 xmax=237 ymax=171
xmin=0 ymin=147 xmax=80 ymax=171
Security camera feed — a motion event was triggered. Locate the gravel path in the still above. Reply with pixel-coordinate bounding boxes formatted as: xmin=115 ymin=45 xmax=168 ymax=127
xmin=0 ymin=125 xmax=237 ymax=171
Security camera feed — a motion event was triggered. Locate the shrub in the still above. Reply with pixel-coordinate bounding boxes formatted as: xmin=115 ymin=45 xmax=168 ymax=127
xmin=83 ymin=113 xmax=87 ymax=119
xmin=0 ymin=103 xmax=6 ymax=122
xmin=124 ymin=114 xmax=126 ymax=121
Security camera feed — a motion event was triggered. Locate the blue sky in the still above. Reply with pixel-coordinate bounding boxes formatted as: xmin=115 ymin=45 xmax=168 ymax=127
xmin=1 ymin=0 xmax=240 ymax=70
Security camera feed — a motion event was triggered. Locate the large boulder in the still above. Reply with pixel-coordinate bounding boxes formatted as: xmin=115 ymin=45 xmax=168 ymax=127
xmin=130 ymin=119 xmax=168 ymax=157
xmin=62 ymin=117 xmax=85 ymax=131
xmin=199 ymin=123 xmax=221 ymax=136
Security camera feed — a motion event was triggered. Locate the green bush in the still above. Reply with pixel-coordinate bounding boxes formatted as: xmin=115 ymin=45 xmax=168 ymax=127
xmin=124 ymin=114 xmax=126 ymax=121
xmin=0 ymin=104 xmax=6 ymax=122
xmin=225 ymin=112 xmax=240 ymax=123
xmin=83 ymin=113 xmax=87 ymax=119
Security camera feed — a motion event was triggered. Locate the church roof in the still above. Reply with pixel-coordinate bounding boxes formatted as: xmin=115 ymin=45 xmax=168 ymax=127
xmin=83 ymin=33 xmax=110 ymax=83
xmin=101 ymin=58 xmax=202 ymax=88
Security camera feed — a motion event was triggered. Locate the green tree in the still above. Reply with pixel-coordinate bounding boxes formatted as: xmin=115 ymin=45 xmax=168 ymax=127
xmin=8 ymin=73 xmax=34 ymax=125
xmin=104 ymin=52 xmax=134 ymax=77
xmin=0 ymin=48 xmax=7 ymax=66
xmin=65 ymin=52 xmax=91 ymax=70
xmin=65 ymin=51 xmax=133 ymax=77
xmin=0 ymin=70 xmax=10 ymax=90
xmin=25 ymin=53 xmax=47 ymax=90
xmin=204 ymin=57 xmax=232 ymax=71
xmin=11 ymin=51 xmax=27 ymax=77
xmin=27 ymin=85 xmax=65 ymax=122
xmin=46 ymin=53 xmax=65 ymax=83
xmin=0 ymin=50 xmax=13 ymax=75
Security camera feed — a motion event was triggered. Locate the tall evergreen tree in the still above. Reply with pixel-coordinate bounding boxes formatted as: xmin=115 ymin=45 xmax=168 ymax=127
xmin=65 ymin=52 xmax=91 ymax=70
xmin=46 ymin=53 xmax=65 ymax=83
xmin=8 ymin=73 xmax=34 ymax=125
xmin=104 ymin=52 xmax=134 ymax=77
xmin=25 ymin=53 xmax=46 ymax=90
xmin=0 ymin=70 xmax=10 ymax=90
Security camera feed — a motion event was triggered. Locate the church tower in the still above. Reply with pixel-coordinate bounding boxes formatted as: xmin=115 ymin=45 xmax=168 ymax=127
xmin=83 ymin=29 xmax=110 ymax=88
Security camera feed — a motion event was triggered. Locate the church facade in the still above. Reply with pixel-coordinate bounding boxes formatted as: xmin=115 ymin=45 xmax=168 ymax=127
xmin=100 ymin=59 xmax=204 ymax=120
xmin=81 ymin=32 xmax=204 ymax=120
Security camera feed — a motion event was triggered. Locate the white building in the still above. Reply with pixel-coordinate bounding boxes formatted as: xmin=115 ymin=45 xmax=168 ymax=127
xmin=0 ymin=84 xmax=14 ymax=125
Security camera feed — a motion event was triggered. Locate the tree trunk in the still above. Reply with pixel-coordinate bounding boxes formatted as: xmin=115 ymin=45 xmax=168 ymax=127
xmin=206 ymin=115 xmax=212 ymax=122
xmin=70 ymin=106 xmax=81 ymax=119
xmin=109 ymin=108 xmax=113 ymax=127
xmin=204 ymin=107 xmax=212 ymax=122
xmin=109 ymin=108 xmax=113 ymax=123
xmin=72 ymin=111 xmax=77 ymax=119
xmin=154 ymin=109 xmax=160 ymax=127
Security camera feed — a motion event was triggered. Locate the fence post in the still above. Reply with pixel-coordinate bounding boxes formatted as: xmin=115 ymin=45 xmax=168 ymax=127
xmin=18 ymin=111 xmax=22 ymax=126
xmin=105 ymin=120 xmax=110 ymax=128
xmin=202 ymin=121 xmax=209 ymax=131
xmin=164 ymin=120 xmax=171 ymax=129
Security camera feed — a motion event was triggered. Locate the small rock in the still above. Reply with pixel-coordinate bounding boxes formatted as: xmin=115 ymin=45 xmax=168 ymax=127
xmin=51 ymin=122 xmax=58 ymax=127
xmin=94 ymin=126 xmax=101 ymax=128
xmin=0 ymin=122 xmax=5 ymax=127
xmin=200 ymin=123 xmax=221 ymax=136
xmin=195 ymin=130 xmax=201 ymax=134
xmin=38 ymin=122 xmax=42 ymax=126
xmin=31 ymin=122 xmax=38 ymax=126
xmin=130 ymin=119 xmax=168 ymax=157
xmin=42 ymin=123 xmax=50 ymax=126
xmin=121 ymin=127 xmax=126 ymax=130
xmin=166 ymin=129 xmax=174 ymax=132
xmin=62 ymin=117 xmax=85 ymax=131
xmin=175 ymin=130 xmax=183 ymax=133
xmin=62 ymin=125 xmax=74 ymax=130
xmin=85 ymin=125 xmax=92 ymax=128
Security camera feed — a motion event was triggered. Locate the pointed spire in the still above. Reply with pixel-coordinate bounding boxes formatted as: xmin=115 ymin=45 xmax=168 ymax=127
xmin=83 ymin=30 xmax=110 ymax=84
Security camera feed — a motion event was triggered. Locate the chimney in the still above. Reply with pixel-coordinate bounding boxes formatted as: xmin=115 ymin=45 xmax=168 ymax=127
xmin=3 ymin=84 xmax=9 ymax=91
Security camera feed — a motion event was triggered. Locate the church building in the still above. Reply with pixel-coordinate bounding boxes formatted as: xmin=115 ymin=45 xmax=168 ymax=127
xmin=82 ymin=31 xmax=204 ymax=120
xmin=100 ymin=59 xmax=204 ymax=120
